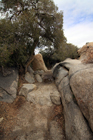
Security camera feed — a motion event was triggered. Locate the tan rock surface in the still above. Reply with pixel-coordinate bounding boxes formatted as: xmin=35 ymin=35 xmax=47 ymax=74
xmin=32 ymin=54 xmax=48 ymax=71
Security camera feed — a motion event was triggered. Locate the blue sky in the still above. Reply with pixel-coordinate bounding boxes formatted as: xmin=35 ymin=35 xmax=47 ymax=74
xmin=53 ymin=0 xmax=93 ymax=48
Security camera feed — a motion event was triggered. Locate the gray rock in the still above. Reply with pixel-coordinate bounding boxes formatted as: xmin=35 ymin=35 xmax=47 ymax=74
xmin=27 ymin=66 xmax=34 ymax=74
xmin=0 ymin=68 xmax=18 ymax=103
xmin=1 ymin=66 xmax=14 ymax=76
xmin=35 ymin=74 xmax=42 ymax=83
xmin=69 ymin=63 xmax=93 ymax=78
xmin=19 ymin=84 xmax=37 ymax=97
xmin=53 ymin=66 xmax=68 ymax=86
xmin=53 ymin=61 xmax=93 ymax=140
xmin=58 ymin=76 xmax=93 ymax=140
xmin=0 ymin=87 xmax=14 ymax=103
xmin=70 ymin=67 xmax=93 ymax=131
xmin=50 ymin=92 xmax=61 ymax=105
xmin=34 ymin=70 xmax=44 ymax=75
xmin=25 ymin=72 xmax=35 ymax=83
xmin=27 ymin=89 xmax=52 ymax=106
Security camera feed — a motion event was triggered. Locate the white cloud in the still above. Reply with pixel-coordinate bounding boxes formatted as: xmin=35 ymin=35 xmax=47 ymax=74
xmin=64 ymin=22 xmax=93 ymax=48
xmin=53 ymin=0 xmax=93 ymax=48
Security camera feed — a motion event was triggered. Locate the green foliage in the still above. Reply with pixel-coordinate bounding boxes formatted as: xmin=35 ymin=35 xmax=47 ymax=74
xmin=40 ymin=42 xmax=79 ymax=68
xmin=54 ymin=43 xmax=79 ymax=61
xmin=0 ymin=0 xmax=64 ymax=69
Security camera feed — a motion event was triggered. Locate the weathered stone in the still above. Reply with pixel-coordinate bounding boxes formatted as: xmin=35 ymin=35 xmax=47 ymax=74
xmin=25 ymin=72 xmax=35 ymax=83
xmin=0 ymin=117 xmax=4 ymax=123
xmin=34 ymin=70 xmax=44 ymax=75
xmin=35 ymin=74 xmax=42 ymax=83
xmin=32 ymin=54 xmax=48 ymax=71
xmin=1 ymin=66 xmax=14 ymax=77
xmin=53 ymin=61 xmax=93 ymax=139
xmin=19 ymin=84 xmax=37 ymax=97
xmin=26 ymin=130 xmax=45 ymax=140
xmin=69 ymin=63 xmax=93 ymax=78
xmin=78 ymin=42 xmax=93 ymax=63
xmin=53 ymin=65 xmax=68 ymax=86
xmin=50 ymin=92 xmax=61 ymax=105
xmin=58 ymin=76 xmax=93 ymax=140
xmin=0 ymin=68 xmax=18 ymax=103
xmin=27 ymin=66 xmax=34 ymax=74
xmin=0 ymin=88 xmax=14 ymax=103
xmin=42 ymin=70 xmax=54 ymax=83
xmin=70 ymin=67 xmax=93 ymax=131
xmin=27 ymin=89 xmax=52 ymax=106
xmin=15 ymin=135 xmax=26 ymax=140
xmin=49 ymin=120 xmax=65 ymax=140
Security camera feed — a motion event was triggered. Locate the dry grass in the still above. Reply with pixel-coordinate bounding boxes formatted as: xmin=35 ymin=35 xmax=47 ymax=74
xmin=0 ymin=96 xmax=26 ymax=139
xmin=49 ymin=105 xmax=65 ymax=137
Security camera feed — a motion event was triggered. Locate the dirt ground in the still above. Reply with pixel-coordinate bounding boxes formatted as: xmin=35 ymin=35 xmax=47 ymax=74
xmin=0 ymin=73 xmax=65 ymax=140
xmin=0 ymin=96 xmax=65 ymax=140
xmin=0 ymin=96 xmax=26 ymax=139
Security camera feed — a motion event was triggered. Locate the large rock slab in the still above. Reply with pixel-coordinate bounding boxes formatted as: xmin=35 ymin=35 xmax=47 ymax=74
xmin=52 ymin=65 xmax=68 ymax=86
xmin=58 ymin=76 xmax=93 ymax=140
xmin=0 ymin=68 xmax=18 ymax=103
xmin=70 ymin=67 xmax=93 ymax=131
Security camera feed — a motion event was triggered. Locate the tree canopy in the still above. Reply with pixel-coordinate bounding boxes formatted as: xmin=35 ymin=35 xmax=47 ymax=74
xmin=0 ymin=0 xmax=65 ymax=72
xmin=40 ymin=42 xmax=79 ymax=68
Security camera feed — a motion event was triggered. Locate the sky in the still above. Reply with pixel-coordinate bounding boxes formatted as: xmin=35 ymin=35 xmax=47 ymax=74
xmin=53 ymin=0 xmax=93 ymax=48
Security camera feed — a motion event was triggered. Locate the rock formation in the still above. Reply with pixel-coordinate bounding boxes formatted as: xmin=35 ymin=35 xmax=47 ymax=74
xmin=32 ymin=53 xmax=48 ymax=71
xmin=78 ymin=42 xmax=93 ymax=63
xmin=0 ymin=68 xmax=18 ymax=103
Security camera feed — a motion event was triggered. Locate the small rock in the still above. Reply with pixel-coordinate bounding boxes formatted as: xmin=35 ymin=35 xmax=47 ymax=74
xmin=19 ymin=84 xmax=37 ymax=97
xmin=27 ymin=66 xmax=34 ymax=74
xmin=25 ymin=72 xmax=35 ymax=83
xmin=50 ymin=92 xmax=61 ymax=105
xmin=35 ymin=74 xmax=42 ymax=83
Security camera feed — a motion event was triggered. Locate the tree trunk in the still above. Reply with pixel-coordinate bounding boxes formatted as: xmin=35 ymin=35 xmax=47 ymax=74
xmin=25 ymin=55 xmax=35 ymax=73
xmin=25 ymin=38 xmax=39 ymax=73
